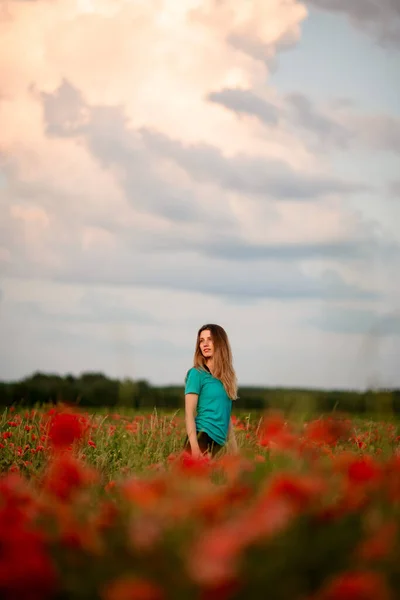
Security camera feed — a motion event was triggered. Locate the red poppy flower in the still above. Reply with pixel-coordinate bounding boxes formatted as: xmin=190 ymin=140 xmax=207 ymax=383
xmin=318 ymin=571 xmax=392 ymax=600
xmin=305 ymin=417 xmax=349 ymax=447
xmin=176 ymin=451 xmax=211 ymax=476
xmin=102 ymin=577 xmax=164 ymax=600
xmin=268 ymin=473 xmax=326 ymax=512
xmin=357 ymin=521 xmax=397 ymax=561
xmin=347 ymin=456 xmax=382 ymax=485
xmin=43 ymin=453 xmax=97 ymax=501
xmin=258 ymin=412 xmax=296 ymax=451
xmin=48 ymin=412 xmax=85 ymax=449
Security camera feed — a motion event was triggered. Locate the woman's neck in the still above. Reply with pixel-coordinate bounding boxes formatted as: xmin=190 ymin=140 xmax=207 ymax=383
xmin=205 ymin=358 xmax=214 ymax=373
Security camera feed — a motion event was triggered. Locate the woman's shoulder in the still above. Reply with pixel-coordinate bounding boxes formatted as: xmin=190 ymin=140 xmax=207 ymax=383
xmin=184 ymin=367 xmax=196 ymax=386
xmin=186 ymin=366 xmax=202 ymax=375
xmin=185 ymin=366 xmax=205 ymax=379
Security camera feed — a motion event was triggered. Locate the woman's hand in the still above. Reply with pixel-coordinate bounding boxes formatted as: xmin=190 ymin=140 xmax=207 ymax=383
xmin=185 ymin=393 xmax=201 ymax=457
xmin=190 ymin=444 xmax=202 ymax=459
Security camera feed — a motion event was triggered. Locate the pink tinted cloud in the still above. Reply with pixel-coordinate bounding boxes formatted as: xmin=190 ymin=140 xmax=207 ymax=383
xmin=0 ymin=0 xmax=367 ymax=281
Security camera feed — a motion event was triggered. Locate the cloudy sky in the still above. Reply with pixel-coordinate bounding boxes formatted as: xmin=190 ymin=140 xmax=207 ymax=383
xmin=0 ymin=0 xmax=399 ymax=390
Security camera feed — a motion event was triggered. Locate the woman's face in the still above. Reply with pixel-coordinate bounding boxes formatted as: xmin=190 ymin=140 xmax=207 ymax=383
xmin=199 ymin=329 xmax=214 ymax=359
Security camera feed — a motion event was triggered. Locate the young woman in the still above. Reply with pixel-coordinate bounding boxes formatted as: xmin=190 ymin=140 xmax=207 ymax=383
xmin=184 ymin=324 xmax=238 ymax=458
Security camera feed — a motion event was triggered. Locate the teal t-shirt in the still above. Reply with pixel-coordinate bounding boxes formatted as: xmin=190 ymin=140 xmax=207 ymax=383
xmin=184 ymin=367 xmax=232 ymax=446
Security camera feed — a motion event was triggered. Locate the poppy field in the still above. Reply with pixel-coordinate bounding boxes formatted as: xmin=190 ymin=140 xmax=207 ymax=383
xmin=1 ymin=406 xmax=400 ymax=600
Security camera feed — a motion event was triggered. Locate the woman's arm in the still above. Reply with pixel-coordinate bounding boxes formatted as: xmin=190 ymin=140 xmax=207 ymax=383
xmin=228 ymin=417 xmax=239 ymax=454
xmin=185 ymin=393 xmax=201 ymax=457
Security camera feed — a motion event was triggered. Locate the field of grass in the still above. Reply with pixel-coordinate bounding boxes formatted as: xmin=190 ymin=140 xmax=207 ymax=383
xmin=1 ymin=405 xmax=400 ymax=599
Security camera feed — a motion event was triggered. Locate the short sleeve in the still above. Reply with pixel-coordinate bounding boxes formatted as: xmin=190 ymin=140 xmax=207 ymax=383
xmin=185 ymin=368 xmax=202 ymax=395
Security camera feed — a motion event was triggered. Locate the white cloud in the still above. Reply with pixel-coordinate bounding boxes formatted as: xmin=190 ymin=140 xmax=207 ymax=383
xmin=0 ymin=0 xmax=398 ymax=388
xmin=209 ymin=87 xmax=400 ymax=156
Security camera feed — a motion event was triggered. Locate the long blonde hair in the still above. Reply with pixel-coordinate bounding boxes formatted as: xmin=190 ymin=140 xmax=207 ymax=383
xmin=193 ymin=324 xmax=237 ymax=400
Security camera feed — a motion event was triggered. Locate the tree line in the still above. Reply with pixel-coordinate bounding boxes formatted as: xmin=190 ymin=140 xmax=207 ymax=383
xmin=0 ymin=372 xmax=399 ymax=415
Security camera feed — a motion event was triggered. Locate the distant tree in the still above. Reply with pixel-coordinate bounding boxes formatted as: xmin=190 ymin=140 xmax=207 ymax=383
xmin=0 ymin=371 xmax=398 ymax=414
xmin=0 ymin=383 xmax=11 ymax=407
xmin=118 ymin=379 xmax=137 ymax=408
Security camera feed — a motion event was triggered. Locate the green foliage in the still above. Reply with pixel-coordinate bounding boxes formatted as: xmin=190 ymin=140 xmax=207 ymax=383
xmin=0 ymin=372 xmax=399 ymax=416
